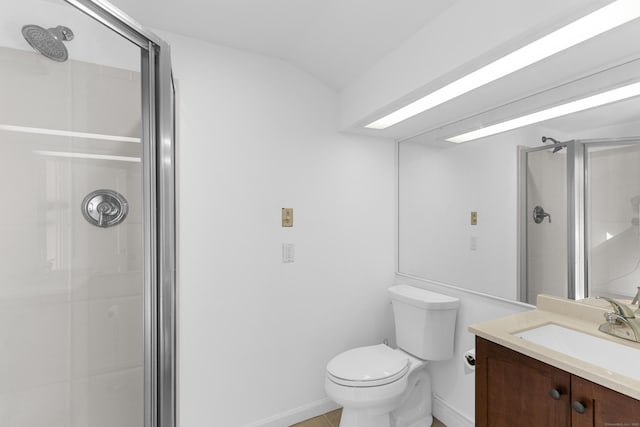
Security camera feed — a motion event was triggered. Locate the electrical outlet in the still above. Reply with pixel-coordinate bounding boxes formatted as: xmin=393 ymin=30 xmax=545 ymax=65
xmin=471 ymin=211 xmax=478 ymax=225
xmin=282 ymin=208 xmax=293 ymax=227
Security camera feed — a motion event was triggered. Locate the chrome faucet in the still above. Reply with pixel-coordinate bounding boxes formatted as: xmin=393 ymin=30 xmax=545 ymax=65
xmin=632 ymin=287 xmax=640 ymax=314
xmin=597 ymin=296 xmax=640 ymax=343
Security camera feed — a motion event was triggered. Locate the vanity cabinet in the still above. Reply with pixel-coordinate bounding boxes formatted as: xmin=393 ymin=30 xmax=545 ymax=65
xmin=476 ymin=336 xmax=640 ymax=427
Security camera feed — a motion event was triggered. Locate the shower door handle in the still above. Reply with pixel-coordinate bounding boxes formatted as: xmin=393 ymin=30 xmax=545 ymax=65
xmin=533 ymin=206 xmax=551 ymax=224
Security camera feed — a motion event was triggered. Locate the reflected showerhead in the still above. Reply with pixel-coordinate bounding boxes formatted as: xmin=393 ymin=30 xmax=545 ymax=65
xmin=22 ymin=25 xmax=74 ymax=62
xmin=541 ymin=136 xmax=566 ymax=153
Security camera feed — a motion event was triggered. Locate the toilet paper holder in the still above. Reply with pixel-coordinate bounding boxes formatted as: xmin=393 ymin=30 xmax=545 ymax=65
xmin=464 ymin=353 xmax=476 ymax=366
xmin=463 ymin=349 xmax=476 ymax=372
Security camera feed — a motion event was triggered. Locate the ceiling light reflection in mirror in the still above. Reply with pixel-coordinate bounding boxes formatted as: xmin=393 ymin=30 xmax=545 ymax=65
xmin=365 ymin=0 xmax=640 ymax=130
xmin=446 ymin=81 xmax=640 ymax=143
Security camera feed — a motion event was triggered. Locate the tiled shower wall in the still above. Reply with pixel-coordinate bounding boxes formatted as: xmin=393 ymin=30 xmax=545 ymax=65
xmin=0 ymin=46 xmax=143 ymax=427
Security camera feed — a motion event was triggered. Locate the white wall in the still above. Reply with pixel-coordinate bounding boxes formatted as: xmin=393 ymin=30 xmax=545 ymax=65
xmin=159 ymin=31 xmax=397 ymax=426
xmin=399 ymin=126 xmax=558 ymax=300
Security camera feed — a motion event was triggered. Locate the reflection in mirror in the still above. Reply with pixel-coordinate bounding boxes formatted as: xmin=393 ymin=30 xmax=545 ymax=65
xmin=522 ymin=144 xmax=568 ymax=303
xmin=588 ymin=143 xmax=640 ymax=299
xmin=399 ymin=126 xmax=541 ymax=301
xmin=398 ymin=98 xmax=640 ymax=303
xmin=396 ymin=2 xmax=640 ymax=305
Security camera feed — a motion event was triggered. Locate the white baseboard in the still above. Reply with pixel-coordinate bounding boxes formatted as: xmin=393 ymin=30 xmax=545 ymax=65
xmin=242 ymin=397 xmax=340 ymax=427
xmin=432 ymin=394 xmax=474 ymax=427
xmin=241 ymin=394 xmax=469 ymax=427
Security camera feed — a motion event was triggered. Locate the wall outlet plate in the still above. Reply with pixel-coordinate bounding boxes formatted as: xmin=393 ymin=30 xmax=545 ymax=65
xmin=282 ymin=208 xmax=293 ymax=227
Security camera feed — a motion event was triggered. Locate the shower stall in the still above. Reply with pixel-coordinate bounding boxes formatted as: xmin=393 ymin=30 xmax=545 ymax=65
xmin=0 ymin=1 xmax=175 ymax=426
xmin=520 ymin=137 xmax=640 ymax=305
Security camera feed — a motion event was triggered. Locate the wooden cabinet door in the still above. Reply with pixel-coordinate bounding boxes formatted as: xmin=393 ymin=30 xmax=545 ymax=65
xmin=571 ymin=375 xmax=640 ymax=427
xmin=476 ymin=337 xmax=571 ymax=427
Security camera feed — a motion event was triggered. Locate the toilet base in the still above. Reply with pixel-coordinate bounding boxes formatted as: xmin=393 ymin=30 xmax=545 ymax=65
xmin=339 ymin=412 xmax=433 ymax=427
xmin=337 ymin=367 xmax=433 ymax=427
xmin=400 ymin=415 xmax=433 ymax=427
xmin=391 ymin=368 xmax=432 ymax=427
xmin=340 ymin=409 xmax=392 ymax=427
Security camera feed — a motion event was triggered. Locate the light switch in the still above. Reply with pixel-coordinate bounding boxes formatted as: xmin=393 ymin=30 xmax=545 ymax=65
xmin=470 ymin=236 xmax=477 ymax=251
xmin=282 ymin=243 xmax=295 ymax=263
xmin=282 ymin=208 xmax=293 ymax=227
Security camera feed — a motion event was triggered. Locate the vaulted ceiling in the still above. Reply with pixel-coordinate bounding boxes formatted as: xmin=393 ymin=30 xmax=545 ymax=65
xmin=108 ymin=0 xmax=457 ymax=90
xmin=105 ymin=0 xmax=640 ymax=141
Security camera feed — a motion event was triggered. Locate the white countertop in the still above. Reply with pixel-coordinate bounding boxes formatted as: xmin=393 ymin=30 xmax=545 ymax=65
xmin=468 ymin=294 xmax=640 ymax=400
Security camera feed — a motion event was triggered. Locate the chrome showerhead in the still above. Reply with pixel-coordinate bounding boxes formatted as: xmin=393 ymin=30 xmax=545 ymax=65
xmin=21 ymin=25 xmax=74 ymax=62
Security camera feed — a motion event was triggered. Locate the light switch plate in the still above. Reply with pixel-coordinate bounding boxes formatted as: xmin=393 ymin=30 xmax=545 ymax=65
xmin=282 ymin=243 xmax=295 ymax=263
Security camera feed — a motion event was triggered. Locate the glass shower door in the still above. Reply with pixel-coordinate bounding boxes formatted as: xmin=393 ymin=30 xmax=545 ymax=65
xmin=586 ymin=141 xmax=640 ymax=299
xmin=0 ymin=1 xmax=147 ymax=425
xmin=520 ymin=138 xmax=640 ymax=304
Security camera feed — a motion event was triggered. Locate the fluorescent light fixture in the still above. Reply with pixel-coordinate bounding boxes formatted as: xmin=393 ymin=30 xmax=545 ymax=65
xmin=34 ymin=150 xmax=141 ymax=162
xmin=446 ymin=81 xmax=640 ymax=143
xmin=0 ymin=124 xmax=140 ymax=143
xmin=365 ymin=0 xmax=640 ymax=130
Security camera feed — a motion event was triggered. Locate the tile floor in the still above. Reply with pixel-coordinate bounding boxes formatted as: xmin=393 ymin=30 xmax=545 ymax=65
xmin=290 ymin=408 xmax=446 ymax=427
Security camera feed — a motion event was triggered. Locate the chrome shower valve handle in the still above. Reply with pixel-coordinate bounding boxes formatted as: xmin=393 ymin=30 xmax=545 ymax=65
xmin=82 ymin=189 xmax=128 ymax=228
xmin=533 ymin=205 xmax=552 ymax=224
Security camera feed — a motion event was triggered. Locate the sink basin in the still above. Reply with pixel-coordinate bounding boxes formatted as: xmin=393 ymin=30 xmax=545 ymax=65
xmin=515 ymin=324 xmax=640 ymax=381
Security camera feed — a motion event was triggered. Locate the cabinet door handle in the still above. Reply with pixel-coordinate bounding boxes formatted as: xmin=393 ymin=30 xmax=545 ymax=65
xmin=571 ymin=401 xmax=586 ymax=414
xmin=548 ymin=388 xmax=562 ymax=400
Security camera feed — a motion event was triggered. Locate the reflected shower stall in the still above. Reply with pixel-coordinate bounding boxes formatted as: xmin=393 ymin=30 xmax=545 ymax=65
xmin=0 ymin=1 xmax=175 ymax=426
xmin=520 ymin=137 xmax=640 ymax=304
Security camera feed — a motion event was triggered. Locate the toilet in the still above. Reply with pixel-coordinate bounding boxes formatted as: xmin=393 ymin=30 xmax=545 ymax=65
xmin=325 ymin=284 xmax=459 ymax=427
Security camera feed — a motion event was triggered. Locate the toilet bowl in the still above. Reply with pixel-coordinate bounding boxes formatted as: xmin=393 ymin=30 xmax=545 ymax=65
xmin=325 ymin=344 xmax=431 ymax=427
xmin=325 ymin=285 xmax=459 ymax=427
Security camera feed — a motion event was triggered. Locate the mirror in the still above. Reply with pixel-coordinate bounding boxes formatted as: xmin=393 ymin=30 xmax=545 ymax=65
xmin=398 ymin=19 xmax=640 ymax=302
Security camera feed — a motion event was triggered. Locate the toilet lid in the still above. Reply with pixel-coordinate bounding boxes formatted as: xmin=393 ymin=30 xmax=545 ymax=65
xmin=326 ymin=344 xmax=410 ymax=387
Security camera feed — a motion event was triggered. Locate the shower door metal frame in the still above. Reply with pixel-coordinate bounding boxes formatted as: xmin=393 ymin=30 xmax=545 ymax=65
xmin=62 ymin=1 xmax=176 ymax=427
xmin=519 ymin=137 xmax=640 ymax=304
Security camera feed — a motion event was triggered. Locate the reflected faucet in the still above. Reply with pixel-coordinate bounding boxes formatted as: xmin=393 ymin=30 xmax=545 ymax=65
xmin=632 ymin=287 xmax=640 ymax=314
xmin=597 ymin=296 xmax=640 ymax=343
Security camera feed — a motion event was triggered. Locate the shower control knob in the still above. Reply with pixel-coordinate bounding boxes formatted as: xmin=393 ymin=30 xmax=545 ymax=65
xmin=533 ymin=206 xmax=552 ymax=224
xmin=82 ymin=189 xmax=128 ymax=228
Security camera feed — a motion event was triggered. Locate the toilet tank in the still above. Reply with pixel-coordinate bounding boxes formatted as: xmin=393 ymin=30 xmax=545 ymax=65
xmin=388 ymin=285 xmax=459 ymax=361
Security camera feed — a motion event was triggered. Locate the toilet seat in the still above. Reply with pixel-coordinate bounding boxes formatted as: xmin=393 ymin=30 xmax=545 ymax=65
xmin=327 ymin=344 xmax=409 ymax=387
